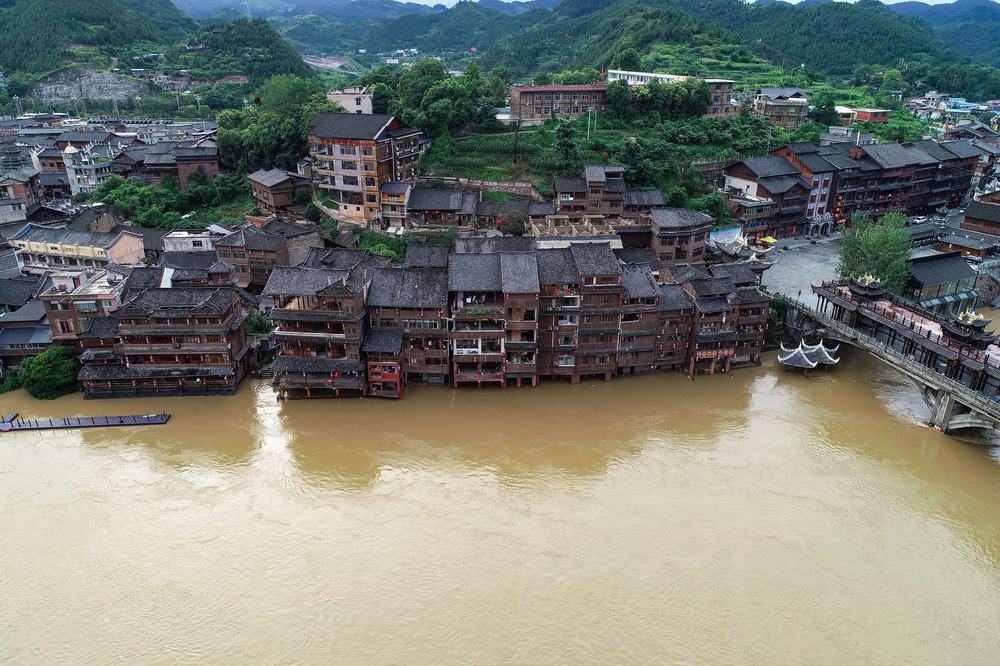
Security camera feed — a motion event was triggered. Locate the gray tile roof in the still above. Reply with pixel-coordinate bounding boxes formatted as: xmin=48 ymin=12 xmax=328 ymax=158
xmin=648 ymin=208 xmax=714 ymax=230
xmin=12 ymin=223 xmax=135 ymax=249
xmin=570 ymin=242 xmax=621 ymax=277
xmin=249 ymin=168 xmax=296 ymax=188
xmin=380 ymin=181 xmax=411 ymax=194
xmin=758 ymin=174 xmax=811 ymax=195
xmin=455 ymin=237 xmax=535 ymax=253
xmin=964 ymin=201 xmax=1000 ymax=225
xmin=658 ymin=283 xmax=693 ymax=311
xmin=368 ymin=267 xmax=449 ymax=309
xmin=584 ymin=164 xmax=623 ymax=182
xmin=741 ymin=156 xmax=801 ymax=178
xmin=308 ymin=113 xmax=398 ymax=141
xmin=214 ymin=227 xmax=285 ymax=251
xmin=0 ymin=297 xmax=46 ymax=322
xmin=620 ymin=264 xmax=658 ymax=299
xmin=364 ymin=327 xmax=404 ymax=354
xmin=403 ymin=244 xmax=449 ymax=268
xmin=110 ymin=224 xmax=168 ymax=252
xmin=615 ymin=247 xmax=658 ymax=271
xmin=159 ymin=252 xmax=218 ymax=270
xmin=0 ymin=276 xmax=42 ymax=308
xmin=270 ymin=356 xmax=363 ymax=374
xmin=758 ymin=87 xmax=808 ymax=100
xmin=263 ymin=266 xmax=353 ymax=296
xmin=116 ymin=287 xmax=235 ymax=316
xmin=707 ymin=263 xmax=758 ymax=286
xmin=448 ymin=253 xmax=502 ymax=291
xmin=908 ymin=253 xmax=976 ymax=286
xmin=500 ymin=252 xmax=540 ymax=294
xmin=535 ymin=248 xmax=579 ymax=284
xmin=555 ymin=177 xmax=586 ymax=192
xmin=623 ymin=189 xmax=665 ymax=207
xmin=695 ymin=296 xmax=732 ymax=314
xmin=408 ymin=189 xmax=468 ymax=212
xmin=907 ymin=139 xmax=956 ymax=163
xmin=940 ymin=140 xmax=983 ymax=160
xmin=863 ymin=143 xmax=924 ymax=169
xmin=688 ymin=277 xmax=737 ymax=297
xmin=261 ymin=220 xmax=315 ymax=238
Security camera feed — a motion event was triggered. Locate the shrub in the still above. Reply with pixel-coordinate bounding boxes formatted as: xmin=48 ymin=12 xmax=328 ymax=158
xmin=18 ymin=347 xmax=81 ymax=400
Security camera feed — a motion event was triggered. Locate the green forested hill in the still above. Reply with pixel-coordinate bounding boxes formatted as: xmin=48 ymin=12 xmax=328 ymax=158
xmin=0 ymin=0 xmax=166 ymax=75
xmin=479 ymin=2 xmax=739 ymax=76
xmin=116 ymin=0 xmax=199 ymax=34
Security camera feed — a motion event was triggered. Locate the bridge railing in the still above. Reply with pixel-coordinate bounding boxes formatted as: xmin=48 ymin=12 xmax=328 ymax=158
xmin=789 ymin=299 xmax=1000 ymax=422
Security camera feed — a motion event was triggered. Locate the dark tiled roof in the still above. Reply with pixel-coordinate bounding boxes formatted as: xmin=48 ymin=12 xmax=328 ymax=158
xmin=623 ymin=189 xmax=665 ymax=207
xmin=308 ymin=113 xmax=398 ymax=141
xmin=77 ymin=315 xmax=118 ymax=338
xmin=0 ymin=297 xmax=46 ymax=322
xmin=12 ymin=223 xmax=134 ymax=249
xmin=604 ymin=178 xmax=626 ymax=193
xmin=455 ymin=237 xmax=535 ymax=253
xmin=863 ymin=143 xmax=923 ymax=169
xmin=403 ymin=244 xmax=449 ymax=268
xmin=116 ymin=287 xmax=235 ymax=316
xmin=528 ymin=201 xmax=555 ymax=216
xmin=302 ymin=247 xmax=390 ymax=271
xmin=615 ymin=247 xmax=659 ymax=270
xmin=741 ymin=156 xmax=801 ymax=178
xmin=368 ymin=267 xmax=448 ymax=309
xmin=939 ymin=233 xmax=994 ymax=251
xmin=695 ymin=296 xmax=732 ymax=314
xmin=758 ymin=87 xmax=808 ymax=99
xmin=159 ymin=252 xmax=217 ymax=269
xmin=907 ymin=139 xmax=955 ymax=163
xmin=448 ymin=253 xmax=502 ymax=291
xmin=110 ymin=224 xmax=168 ymax=252
xmin=64 ymin=208 xmax=103 ymax=232
xmin=570 ymin=242 xmax=621 ymax=277
xmin=261 ymin=220 xmax=315 ymax=238
xmin=649 ymin=208 xmax=714 ymax=230
xmin=735 ymin=287 xmax=771 ymax=304
xmin=908 ymin=253 xmax=976 ymax=286
xmin=0 ymin=276 xmax=41 ymax=308
xmin=688 ymin=277 xmax=737 ymax=297
xmin=535 ymin=248 xmax=579 ymax=284
xmin=964 ymin=201 xmax=1000 ymax=225
xmin=500 ymin=252 xmax=540 ymax=294
xmin=363 ymin=327 xmax=404 ymax=354
xmin=708 ymin=263 xmax=758 ymax=286
xmin=658 ymin=283 xmax=693 ymax=311
xmin=555 ymin=177 xmax=586 ymax=192
xmin=620 ymin=264 xmax=658 ymax=299
xmin=758 ymin=174 xmax=810 ymax=195
xmin=940 ymin=140 xmax=982 ymax=160
xmin=380 ymin=181 xmax=410 ymax=194
xmin=584 ymin=164 xmax=623 ymax=182
xmin=214 ymin=227 xmax=285 ymax=251
xmin=270 ymin=356 xmax=364 ymax=374
xmin=264 ymin=266 xmax=355 ymax=296
xmin=57 ymin=131 xmax=115 ymax=144
xmin=249 ymin=168 xmax=296 ymax=188
xmin=408 ymin=189 xmax=467 ymax=212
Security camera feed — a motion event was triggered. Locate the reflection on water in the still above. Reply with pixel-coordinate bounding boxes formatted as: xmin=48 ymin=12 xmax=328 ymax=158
xmin=2 ymin=352 xmax=1000 ymax=664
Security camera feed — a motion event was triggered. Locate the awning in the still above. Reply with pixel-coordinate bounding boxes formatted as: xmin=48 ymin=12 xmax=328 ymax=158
xmin=919 ymin=289 xmax=978 ymax=309
xmin=760 ymin=236 xmax=778 ymax=244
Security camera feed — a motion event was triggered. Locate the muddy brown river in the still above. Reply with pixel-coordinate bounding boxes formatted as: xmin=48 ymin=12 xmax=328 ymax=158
xmin=2 ymin=350 xmax=999 ymax=664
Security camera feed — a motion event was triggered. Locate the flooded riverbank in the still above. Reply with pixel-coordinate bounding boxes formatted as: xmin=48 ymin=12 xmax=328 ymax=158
xmin=2 ymin=350 xmax=1000 ymax=663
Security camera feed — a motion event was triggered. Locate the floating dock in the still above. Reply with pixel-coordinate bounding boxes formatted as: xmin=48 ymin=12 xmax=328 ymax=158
xmin=0 ymin=412 xmax=170 ymax=432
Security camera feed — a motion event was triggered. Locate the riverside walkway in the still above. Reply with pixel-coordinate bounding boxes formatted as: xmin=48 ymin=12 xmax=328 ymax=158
xmin=1 ymin=412 xmax=171 ymax=432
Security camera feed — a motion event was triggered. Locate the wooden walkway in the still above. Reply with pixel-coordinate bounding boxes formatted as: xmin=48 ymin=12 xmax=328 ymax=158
xmin=0 ymin=412 xmax=171 ymax=432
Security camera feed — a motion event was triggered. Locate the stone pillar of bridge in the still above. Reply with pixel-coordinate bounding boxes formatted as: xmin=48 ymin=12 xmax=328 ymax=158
xmin=929 ymin=389 xmax=956 ymax=431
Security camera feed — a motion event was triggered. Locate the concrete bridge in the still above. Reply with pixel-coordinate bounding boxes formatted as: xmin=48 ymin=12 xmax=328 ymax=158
xmin=787 ymin=300 xmax=1000 ymax=433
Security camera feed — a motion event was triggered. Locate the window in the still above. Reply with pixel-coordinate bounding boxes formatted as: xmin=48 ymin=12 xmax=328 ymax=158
xmin=355 ymin=97 xmax=362 ymax=106
xmin=534 ymin=107 xmax=542 ymax=115
xmin=534 ymin=94 xmax=542 ymax=101
xmin=553 ymin=93 xmax=561 ymax=101
xmin=192 ymin=240 xmax=203 ymax=248
xmin=544 ymin=94 xmax=552 ymax=101
xmin=340 ymin=146 xmax=357 ymax=155
xmin=543 ymin=107 xmax=550 ymax=114
xmin=366 ymin=194 xmax=377 ymax=203
xmin=101 ymin=300 xmax=113 ymax=308
xmin=365 ymin=177 xmax=376 ymax=187
xmin=582 ymin=93 xmax=590 ymax=101
xmin=362 ymin=147 xmax=373 ymax=157
xmin=342 ymin=176 xmax=359 ymax=186
xmin=573 ymin=93 xmax=579 ymax=100
xmin=341 ymin=161 xmax=358 ymax=170
xmin=562 ymin=107 xmax=570 ymax=114
xmin=76 ymin=301 xmax=97 ymax=312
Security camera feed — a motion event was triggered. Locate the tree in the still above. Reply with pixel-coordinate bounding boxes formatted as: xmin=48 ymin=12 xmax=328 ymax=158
xmin=605 ymin=79 xmax=633 ymax=118
xmin=610 ymin=48 xmax=641 ymax=72
xmin=19 ymin=346 xmax=81 ymax=400
xmin=303 ymin=202 xmax=321 ymax=222
xmin=496 ymin=210 xmax=528 ymax=236
xmin=837 ymin=213 xmax=911 ymax=294
xmin=553 ymin=119 xmax=580 ymax=175
xmin=245 ymin=309 xmax=275 ymax=336
xmin=371 ymin=82 xmax=393 ymax=114
xmin=809 ymin=98 xmax=839 ymax=127
xmin=532 ymin=72 xmax=553 ymax=86
xmin=882 ymin=69 xmax=904 ymax=92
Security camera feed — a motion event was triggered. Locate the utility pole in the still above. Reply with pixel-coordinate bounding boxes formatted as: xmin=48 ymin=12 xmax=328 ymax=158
xmin=512 ymin=115 xmax=522 ymax=165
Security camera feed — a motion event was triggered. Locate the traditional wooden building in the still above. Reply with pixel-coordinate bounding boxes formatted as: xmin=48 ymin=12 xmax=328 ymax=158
xmin=645 ymin=208 xmax=714 ymax=264
xmin=79 ymin=286 xmax=252 ymax=398
xmin=265 ymin=257 xmax=387 ymax=399
xmin=367 ymin=265 xmax=450 ymax=393
xmin=9 ymin=224 xmax=145 ymax=275
xmin=248 ymin=168 xmax=309 ymax=213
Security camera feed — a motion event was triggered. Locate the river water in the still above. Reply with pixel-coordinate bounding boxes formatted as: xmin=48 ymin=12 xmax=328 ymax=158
xmin=2 ymin=351 xmax=1000 ymax=664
